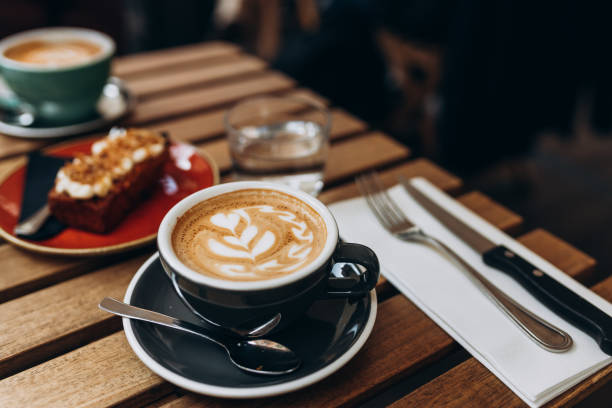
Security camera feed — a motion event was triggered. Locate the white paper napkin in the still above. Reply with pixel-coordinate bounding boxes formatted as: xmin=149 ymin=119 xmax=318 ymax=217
xmin=329 ymin=177 xmax=612 ymax=407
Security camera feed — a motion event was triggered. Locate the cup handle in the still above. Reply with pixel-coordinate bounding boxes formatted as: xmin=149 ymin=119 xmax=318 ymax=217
xmin=325 ymin=242 xmax=380 ymax=298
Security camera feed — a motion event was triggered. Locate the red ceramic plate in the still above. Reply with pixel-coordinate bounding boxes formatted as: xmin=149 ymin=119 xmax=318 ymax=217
xmin=0 ymin=139 xmax=219 ymax=256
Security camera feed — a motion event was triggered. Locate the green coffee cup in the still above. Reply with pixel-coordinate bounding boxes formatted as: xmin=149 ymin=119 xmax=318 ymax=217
xmin=0 ymin=27 xmax=114 ymax=125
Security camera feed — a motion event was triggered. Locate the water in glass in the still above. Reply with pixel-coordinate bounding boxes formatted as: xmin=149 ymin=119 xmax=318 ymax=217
xmin=230 ymin=119 xmax=328 ymax=196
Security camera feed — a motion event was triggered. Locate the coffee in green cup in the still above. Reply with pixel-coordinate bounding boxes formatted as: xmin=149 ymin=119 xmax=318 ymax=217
xmin=0 ymin=27 xmax=115 ymax=125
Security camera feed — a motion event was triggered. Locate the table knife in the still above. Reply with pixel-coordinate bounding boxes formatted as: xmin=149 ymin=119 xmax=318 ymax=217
xmin=401 ymin=177 xmax=612 ymax=355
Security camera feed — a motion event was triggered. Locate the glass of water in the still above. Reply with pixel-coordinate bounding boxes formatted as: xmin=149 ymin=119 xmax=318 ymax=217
xmin=225 ymin=96 xmax=331 ymax=196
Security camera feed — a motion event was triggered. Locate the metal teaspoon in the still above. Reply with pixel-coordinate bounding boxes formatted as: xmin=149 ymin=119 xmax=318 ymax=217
xmin=99 ymin=297 xmax=301 ymax=375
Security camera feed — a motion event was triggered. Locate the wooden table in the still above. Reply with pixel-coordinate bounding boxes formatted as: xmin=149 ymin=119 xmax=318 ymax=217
xmin=0 ymin=41 xmax=610 ymax=408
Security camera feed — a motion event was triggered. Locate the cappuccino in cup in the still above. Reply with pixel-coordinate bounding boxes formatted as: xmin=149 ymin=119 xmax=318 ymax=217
xmin=158 ymin=181 xmax=379 ymax=331
xmin=4 ymin=39 xmax=102 ymax=67
xmin=0 ymin=27 xmax=114 ymax=123
xmin=172 ymin=189 xmax=327 ymax=282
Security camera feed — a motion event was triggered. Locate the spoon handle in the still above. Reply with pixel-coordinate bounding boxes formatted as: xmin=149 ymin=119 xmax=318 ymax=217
xmin=99 ymin=297 xmax=226 ymax=348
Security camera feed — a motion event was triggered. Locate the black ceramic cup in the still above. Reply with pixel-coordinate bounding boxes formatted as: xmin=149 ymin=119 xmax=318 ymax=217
xmin=157 ymin=181 xmax=379 ymax=332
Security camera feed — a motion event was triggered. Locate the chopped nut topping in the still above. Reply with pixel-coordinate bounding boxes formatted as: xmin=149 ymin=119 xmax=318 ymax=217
xmin=55 ymin=128 xmax=166 ymax=199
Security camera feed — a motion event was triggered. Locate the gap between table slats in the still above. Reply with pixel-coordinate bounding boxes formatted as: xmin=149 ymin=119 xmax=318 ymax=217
xmin=0 ymin=160 xmax=532 ymax=407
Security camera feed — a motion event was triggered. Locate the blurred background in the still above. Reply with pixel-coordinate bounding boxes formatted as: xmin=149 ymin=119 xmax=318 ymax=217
xmin=1 ymin=0 xmax=611 ymax=275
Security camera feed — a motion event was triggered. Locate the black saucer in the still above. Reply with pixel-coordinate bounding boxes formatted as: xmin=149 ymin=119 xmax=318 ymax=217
xmin=122 ymin=253 xmax=377 ymax=398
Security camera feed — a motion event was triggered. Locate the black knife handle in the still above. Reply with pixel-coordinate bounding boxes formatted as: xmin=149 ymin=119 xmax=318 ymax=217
xmin=483 ymin=245 xmax=612 ymax=355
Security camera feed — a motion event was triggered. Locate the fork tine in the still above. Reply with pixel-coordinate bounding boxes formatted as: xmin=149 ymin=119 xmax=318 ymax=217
xmin=364 ymin=172 xmax=405 ymax=227
xmin=368 ymin=172 xmax=410 ymax=225
xmin=356 ymin=175 xmax=389 ymax=228
xmin=356 ymin=175 xmax=393 ymax=230
xmin=362 ymin=173 xmax=401 ymax=227
xmin=356 ymin=175 xmax=391 ymax=228
xmin=360 ymin=173 xmax=398 ymax=227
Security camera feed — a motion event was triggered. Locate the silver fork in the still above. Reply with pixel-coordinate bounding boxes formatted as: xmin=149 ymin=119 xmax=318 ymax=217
xmin=356 ymin=172 xmax=573 ymax=352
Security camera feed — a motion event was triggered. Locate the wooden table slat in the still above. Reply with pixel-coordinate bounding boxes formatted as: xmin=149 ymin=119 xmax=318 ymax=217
xmin=455 ymin=192 xmax=524 ymax=236
xmin=0 ymin=245 xmax=121 ymax=303
xmin=0 ymin=138 xmax=46 ymax=164
xmin=0 ymin=71 xmax=304 ymax=185
xmin=0 ymin=156 xmax=24 ymax=184
xmin=0 ymin=255 xmax=150 ymax=378
xmin=0 ymin=332 xmax=170 ymax=408
xmin=128 ymin=71 xmax=296 ymax=124
xmin=113 ymin=41 xmax=240 ymax=78
xmin=517 ymin=229 xmax=596 ymax=282
xmin=322 ymin=131 xmax=410 ymax=184
xmin=456 ymin=191 xmax=523 ymax=235
xmin=127 ymin=54 xmax=268 ymax=99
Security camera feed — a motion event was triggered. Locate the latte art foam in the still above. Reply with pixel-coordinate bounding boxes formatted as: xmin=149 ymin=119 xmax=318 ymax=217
xmin=172 ymin=189 xmax=327 ymax=281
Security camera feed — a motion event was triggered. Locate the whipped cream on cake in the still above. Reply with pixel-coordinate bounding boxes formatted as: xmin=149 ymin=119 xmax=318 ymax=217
xmin=54 ymin=128 xmax=166 ymax=199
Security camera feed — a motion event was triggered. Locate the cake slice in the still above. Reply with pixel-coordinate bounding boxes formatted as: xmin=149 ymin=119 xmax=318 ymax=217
xmin=48 ymin=127 xmax=169 ymax=233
